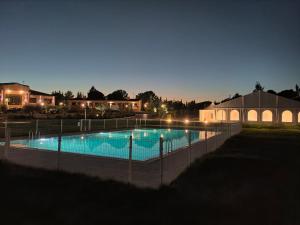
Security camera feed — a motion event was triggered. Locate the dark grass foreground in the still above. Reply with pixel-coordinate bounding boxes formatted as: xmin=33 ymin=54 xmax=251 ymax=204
xmin=0 ymin=128 xmax=300 ymax=225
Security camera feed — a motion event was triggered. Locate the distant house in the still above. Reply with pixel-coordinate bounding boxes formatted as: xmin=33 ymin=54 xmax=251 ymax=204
xmin=199 ymin=91 xmax=300 ymax=124
xmin=66 ymin=98 xmax=142 ymax=112
xmin=0 ymin=82 xmax=55 ymax=109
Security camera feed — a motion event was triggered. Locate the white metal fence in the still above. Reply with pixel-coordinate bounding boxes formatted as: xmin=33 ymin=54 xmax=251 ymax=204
xmin=0 ymin=119 xmax=242 ymax=188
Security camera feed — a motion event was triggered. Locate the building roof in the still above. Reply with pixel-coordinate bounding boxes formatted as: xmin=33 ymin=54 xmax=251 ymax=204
xmin=30 ymin=89 xmax=53 ymax=96
xmin=0 ymin=82 xmax=29 ymax=87
xmin=211 ymin=91 xmax=300 ymax=109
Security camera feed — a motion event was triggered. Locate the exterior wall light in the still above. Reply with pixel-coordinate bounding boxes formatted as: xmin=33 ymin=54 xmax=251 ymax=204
xmin=184 ymin=119 xmax=190 ymax=124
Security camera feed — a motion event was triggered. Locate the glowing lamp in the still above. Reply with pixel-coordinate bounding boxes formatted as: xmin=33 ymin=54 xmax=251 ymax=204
xmin=184 ymin=119 xmax=190 ymax=124
xmin=167 ymin=118 xmax=172 ymax=123
xmin=81 ymin=103 xmax=85 ymax=108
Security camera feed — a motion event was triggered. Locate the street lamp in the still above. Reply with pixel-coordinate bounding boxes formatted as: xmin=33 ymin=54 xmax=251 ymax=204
xmin=81 ymin=103 xmax=87 ymax=120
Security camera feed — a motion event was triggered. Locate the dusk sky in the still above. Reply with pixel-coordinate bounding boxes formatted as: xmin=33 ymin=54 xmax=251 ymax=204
xmin=0 ymin=0 xmax=299 ymax=102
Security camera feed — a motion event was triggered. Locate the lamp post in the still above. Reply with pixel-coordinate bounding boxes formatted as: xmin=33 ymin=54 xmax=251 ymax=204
xmin=81 ymin=103 xmax=87 ymax=131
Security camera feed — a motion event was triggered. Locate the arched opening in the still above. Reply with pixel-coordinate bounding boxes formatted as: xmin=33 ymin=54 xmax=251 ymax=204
xmin=216 ymin=110 xmax=226 ymax=121
xmin=230 ymin=110 xmax=240 ymax=121
xmin=282 ymin=110 xmax=293 ymax=123
xmin=262 ymin=110 xmax=273 ymax=122
xmin=247 ymin=110 xmax=257 ymax=122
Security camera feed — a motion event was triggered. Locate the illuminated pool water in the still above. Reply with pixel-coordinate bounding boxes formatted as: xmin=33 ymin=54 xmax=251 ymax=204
xmin=8 ymin=129 xmax=206 ymax=161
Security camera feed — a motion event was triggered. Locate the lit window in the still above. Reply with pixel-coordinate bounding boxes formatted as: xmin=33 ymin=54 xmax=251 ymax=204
xmin=282 ymin=110 xmax=293 ymax=123
xmin=262 ymin=110 xmax=273 ymax=122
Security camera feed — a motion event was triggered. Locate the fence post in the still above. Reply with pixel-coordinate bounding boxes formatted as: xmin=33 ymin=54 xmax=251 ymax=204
xmin=127 ymin=119 xmax=129 ymax=128
xmin=57 ymin=134 xmax=62 ymax=170
xmin=103 ymin=119 xmax=106 ymax=130
xmin=188 ymin=131 xmax=192 ymax=165
xmin=4 ymin=128 xmax=10 ymax=159
xmin=128 ymin=135 xmax=133 ymax=183
xmin=60 ymin=119 xmax=63 ymax=134
xmin=159 ymin=137 xmax=164 ymax=185
xmin=205 ymin=128 xmax=208 ymax=152
xmin=35 ymin=119 xmax=39 ymax=137
xmin=116 ymin=119 xmax=118 ymax=129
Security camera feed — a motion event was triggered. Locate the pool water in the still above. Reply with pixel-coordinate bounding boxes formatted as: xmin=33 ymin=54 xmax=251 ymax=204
xmin=9 ymin=129 xmax=205 ymax=161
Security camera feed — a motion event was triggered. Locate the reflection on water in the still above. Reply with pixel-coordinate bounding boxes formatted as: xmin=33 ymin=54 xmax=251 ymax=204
xmin=10 ymin=129 xmax=214 ymax=161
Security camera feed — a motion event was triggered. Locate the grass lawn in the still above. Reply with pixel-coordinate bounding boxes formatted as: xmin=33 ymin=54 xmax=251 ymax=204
xmin=0 ymin=127 xmax=300 ymax=225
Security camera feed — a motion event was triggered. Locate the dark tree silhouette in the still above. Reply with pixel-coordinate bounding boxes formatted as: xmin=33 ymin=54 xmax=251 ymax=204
xmin=136 ymin=91 xmax=160 ymax=110
xmin=253 ymin=81 xmax=264 ymax=92
xmin=106 ymin=90 xmax=128 ymax=100
xmin=87 ymin=86 xmax=105 ymax=100
xmin=64 ymin=90 xmax=74 ymax=100
xmin=232 ymin=93 xmax=241 ymax=99
xmin=278 ymin=89 xmax=297 ymax=99
xmin=51 ymin=91 xmax=64 ymax=105
xmin=267 ymin=90 xmax=277 ymax=95
xmin=76 ymin=91 xmax=85 ymax=99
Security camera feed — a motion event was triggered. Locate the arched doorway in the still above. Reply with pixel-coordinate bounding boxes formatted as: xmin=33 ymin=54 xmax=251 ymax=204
xmin=247 ymin=110 xmax=257 ymax=122
xmin=216 ymin=110 xmax=226 ymax=121
xmin=281 ymin=110 xmax=293 ymax=123
xmin=230 ymin=110 xmax=240 ymax=121
xmin=262 ymin=110 xmax=273 ymax=122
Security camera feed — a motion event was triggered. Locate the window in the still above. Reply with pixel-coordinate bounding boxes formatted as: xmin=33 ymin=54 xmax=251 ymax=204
xmin=230 ymin=110 xmax=240 ymax=121
xmin=6 ymin=94 xmax=22 ymax=105
xmin=29 ymin=98 xmax=37 ymax=103
xmin=216 ymin=110 xmax=226 ymax=121
xmin=262 ymin=110 xmax=273 ymax=122
xmin=282 ymin=110 xmax=293 ymax=123
xmin=44 ymin=99 xmax=52 ymax=104
xmin=247 ymin=110 xmax=257 ymax=121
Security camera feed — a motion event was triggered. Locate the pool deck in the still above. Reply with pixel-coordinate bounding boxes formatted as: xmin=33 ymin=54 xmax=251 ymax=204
xmin=0 ymin=125 xmax=242 ymax=188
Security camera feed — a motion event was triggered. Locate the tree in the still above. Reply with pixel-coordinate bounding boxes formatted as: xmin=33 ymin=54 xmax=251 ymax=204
xmin=278 ymin=89 xmax=297 ymax=99
xmin=296 ymin=84 xmax=300 ymax=97
xmin=106 ymin=90 xmax=129 ymax=100
xmin=136 ymin=91 xmax=161 ymax=111
xmin=232 ymin=93 xmax=241 ymax=99
xmin=87 ymin=86 xmax=105 ymax=100
xmin=267 ymin=90 xmax=277 ymax=95
xmin=253 ymin=81 xmax=264 ymax=92
xmin=76 ymin=91 xmax=85 ymax=99
xmin=64 ymin=90 xmax=74 ymax=100
xmin=51 ymin=91 xmax=64 ymax=105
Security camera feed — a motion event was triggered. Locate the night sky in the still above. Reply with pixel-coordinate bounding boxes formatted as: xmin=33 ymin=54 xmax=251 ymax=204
xmin=0 ymin=0 xmax=299 ymax=101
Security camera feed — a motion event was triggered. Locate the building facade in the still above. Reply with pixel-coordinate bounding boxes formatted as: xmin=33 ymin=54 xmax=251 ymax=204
xmin=0 ymin=83 xmax=55 ymax=109
xmin=199 ymin=91 xmax=300 ymax=124
xmin=66 ymin=99 xmax=142 ymax=112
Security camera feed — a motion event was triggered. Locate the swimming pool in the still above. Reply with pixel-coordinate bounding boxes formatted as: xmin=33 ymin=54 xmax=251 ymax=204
xmin=8 ymin=129 xmax=206 ymax=161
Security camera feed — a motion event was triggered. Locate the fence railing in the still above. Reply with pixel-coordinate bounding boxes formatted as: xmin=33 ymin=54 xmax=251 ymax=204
xmin=0 ymin=118 xmax=238 ymax=139
xmin=0 ymin=119 xmax=242 ymax=188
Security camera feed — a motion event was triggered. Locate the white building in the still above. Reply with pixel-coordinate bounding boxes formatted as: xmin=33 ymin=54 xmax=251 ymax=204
xmin=199 ymin=91 xmax=300 ymax=124
xmin=0 ymin=82 xmax=55 ymax=109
